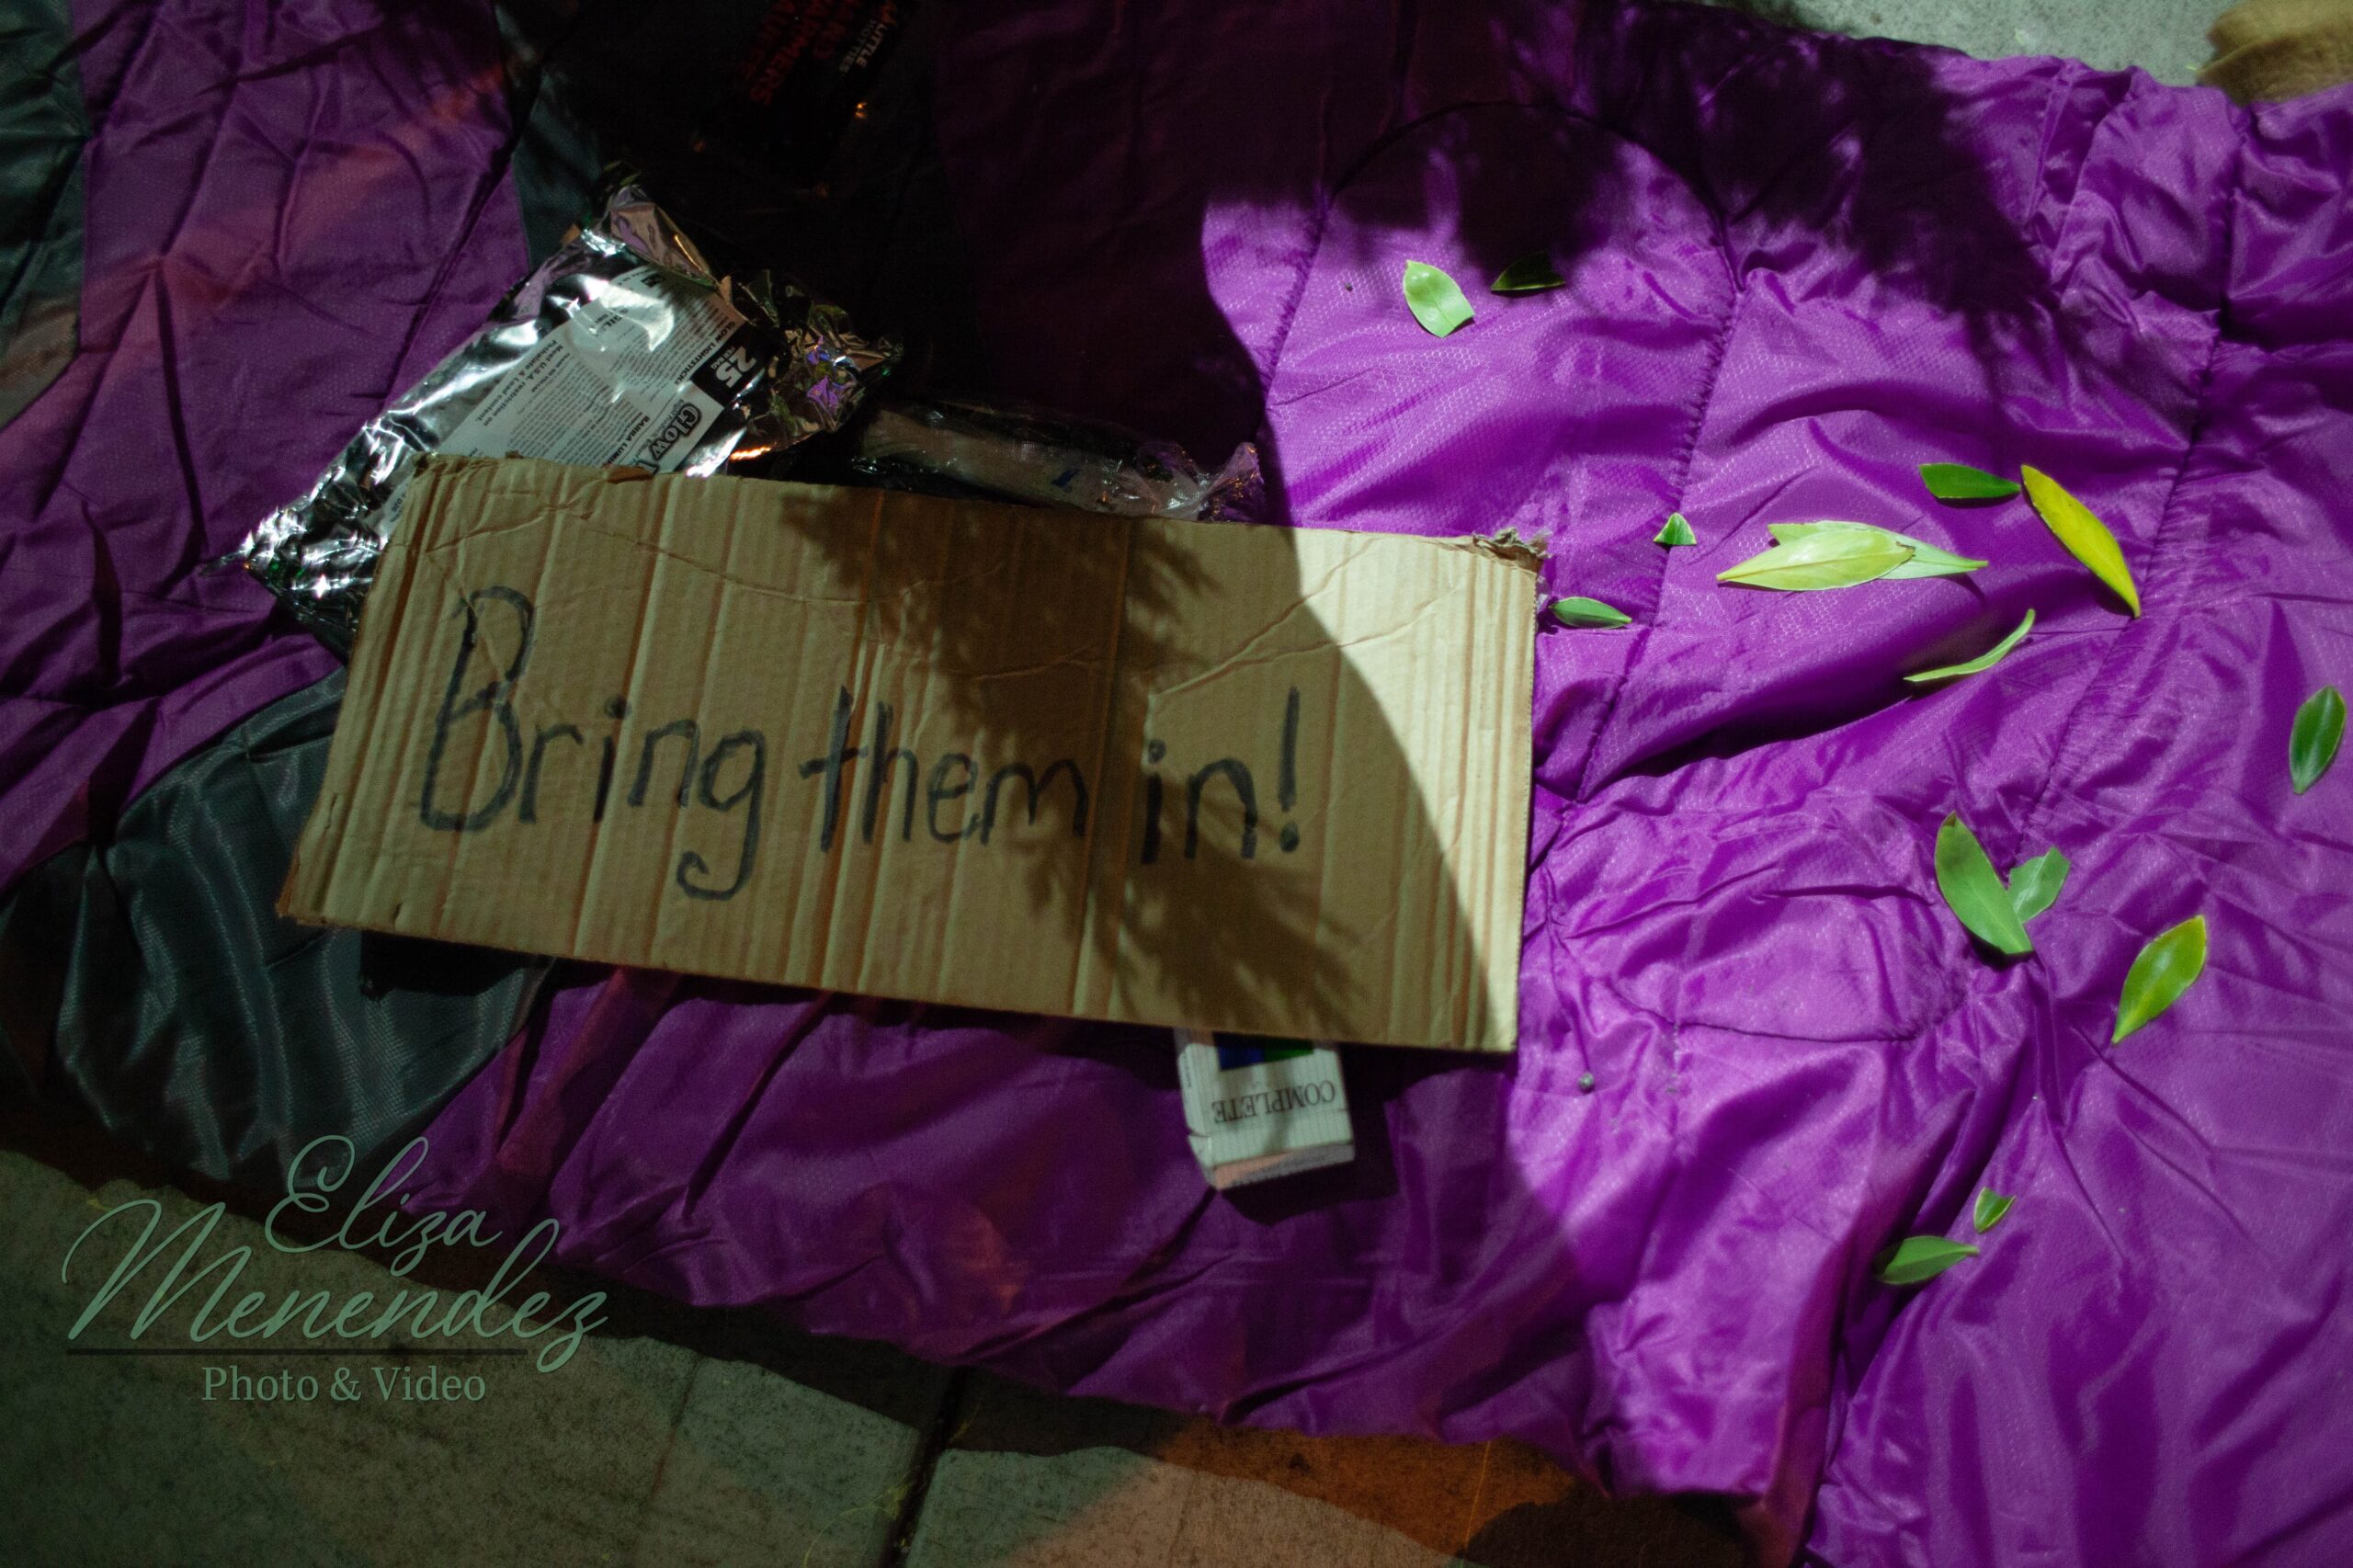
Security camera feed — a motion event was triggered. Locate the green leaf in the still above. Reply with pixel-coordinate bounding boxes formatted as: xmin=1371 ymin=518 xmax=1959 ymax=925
xmin=2022 ymin=465 xmax=2140 ymax=617
xmin=1718 ymin=528 xmax=1915 ymax=591
xmin=2005 ymin=847 xmax=2070 ymax=923
xmin=1654 ymin=513 xmax=1696 ymax=548
xmin=1936 ymin=812 xmax=2033 ymax=956
xmin=1905 ymin=609 xmax=2035 ymax=685
xmin=1551 ymin=596 xmax=1632 ymax=629
xmin=2114 ymin=915 xmax=2207 ymax=1043
xmin=1874 ymin=1235 xmax=1981 ymax=1286
xmin=1769 ymin=521 xmax=1985 ymax=579
xmin=1402 ymin=260 xmax=1473 ymax=336
xmin=1491 ymin=254 xmax=1565 ymax=294
xmin=1972 ymin=1189 xmax=2016 ymax=1234
xmin=1920 ymin=462 xmax=2022 ymax=501
xmin=2290 ymin=685 xmax=2345 ymax=795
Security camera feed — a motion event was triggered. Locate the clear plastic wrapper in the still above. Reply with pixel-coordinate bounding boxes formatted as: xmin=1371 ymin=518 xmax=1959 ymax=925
xmin=848 ymin=395 xmax=1265 ymax=521
xmin=234 ymin=185 xmax=897 ymax=649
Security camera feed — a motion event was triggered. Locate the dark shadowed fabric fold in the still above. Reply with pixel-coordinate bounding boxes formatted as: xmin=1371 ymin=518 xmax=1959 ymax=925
xmin=0 ymin=673 xmax=539 ymax=1184
xmin=0 ymin=0 xmax=85 ymax=428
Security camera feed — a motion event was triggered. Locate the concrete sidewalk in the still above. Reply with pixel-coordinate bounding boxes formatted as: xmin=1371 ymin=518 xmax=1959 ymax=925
xmin=0 ymin=1127 xmax=1741 ymax=1566
xmin=1700 ymin=0 xmax=2217 ymax=83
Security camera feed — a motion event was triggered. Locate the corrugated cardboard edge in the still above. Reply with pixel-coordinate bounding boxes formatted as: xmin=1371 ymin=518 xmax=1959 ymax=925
xmin=278 ymin=454 xmax=474 ymax=928
xmin=282 ymin=459 xmax=1542 ymax=1054
xmin=1453 ymin=527 xmax=1550 ymax=570
xmin=1457 ymin=538 xmax=1538 ymax=1054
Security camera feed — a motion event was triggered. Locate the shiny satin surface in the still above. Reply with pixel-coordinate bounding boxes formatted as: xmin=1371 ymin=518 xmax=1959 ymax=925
xmin=416 ymin=11 xmax=2353 ymax=1562
xmin=5 ymin=3 xmax=2348 ymax=1562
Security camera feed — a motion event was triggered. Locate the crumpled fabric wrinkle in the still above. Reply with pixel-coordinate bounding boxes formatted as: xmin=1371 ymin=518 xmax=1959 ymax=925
xmin=5 ymin=3 xmax=2352 ymax=1565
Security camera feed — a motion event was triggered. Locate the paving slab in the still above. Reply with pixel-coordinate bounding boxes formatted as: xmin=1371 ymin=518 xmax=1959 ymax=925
xmin=0 ymin=1132 xmax=949 ymax=1568
xmin=1701 ymin=0 xmax=2219 ymax=83
xmin=904 ymin=1373 xmax=1745 ymax=1568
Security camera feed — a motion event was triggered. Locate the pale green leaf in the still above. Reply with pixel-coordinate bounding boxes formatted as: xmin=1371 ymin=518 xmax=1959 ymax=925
xmin=1491 ymin=254 xmax=1565 ymax=294
xmin=1551 ymin=596 xmax=1632 ymax=629
xmin=2291 ymin=685 xmax=2345 ymax=795
xmin=2006 ymin=847 xmax=2070 ymax=923
xmin=1972 ymin=1189 xmax=2016 ymax=1233
xmin=1719 ymin=528 xmax=1915 ymax=591
xmin=1874 ymin=1235 xmax=1980 ymax=1286
xmin=2022 ymin=465 xmax=2140 ymax=617
xmin=1654 ymin=513 xmax=1696 ymax=547
xmin=1905 ymin=609 xmax=2035 ymax=685
xmin=2114 ymin=915 xmax=2207 ymax=1043
xmin=1936 ymin=812 xmax=2033 ymax=956
xmin=1920 ymin=462 xmax=2021 ymax=501
xmin=1769 ymin=521 xmax=1985 ymax=579
xmin=1402 ymin=260 xmax=1473 ymax=336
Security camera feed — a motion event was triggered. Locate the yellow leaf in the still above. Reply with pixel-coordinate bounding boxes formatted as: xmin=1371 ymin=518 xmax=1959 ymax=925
xmin=2021 ymin=466 xmax=2139 ymax=617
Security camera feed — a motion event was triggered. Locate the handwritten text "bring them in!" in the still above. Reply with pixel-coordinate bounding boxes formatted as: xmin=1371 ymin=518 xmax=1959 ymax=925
xmin=415 ymin=587 xmax=1312 ymax=901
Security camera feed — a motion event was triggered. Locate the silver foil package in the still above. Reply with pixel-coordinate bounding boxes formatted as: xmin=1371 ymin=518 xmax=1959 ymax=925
xmin=235 ymin=186 xmax=896 ymax=648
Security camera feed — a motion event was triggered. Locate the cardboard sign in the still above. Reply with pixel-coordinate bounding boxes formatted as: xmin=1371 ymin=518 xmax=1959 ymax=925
xmin=282 ymin=457 xmax=1536 ymax=1052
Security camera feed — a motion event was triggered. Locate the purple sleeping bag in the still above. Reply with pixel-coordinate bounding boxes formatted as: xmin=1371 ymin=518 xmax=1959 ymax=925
xmin=0 ymin=0 xmax=520 ymax=892
xmin=6 ymin=1 xmax=2351 ymax=1562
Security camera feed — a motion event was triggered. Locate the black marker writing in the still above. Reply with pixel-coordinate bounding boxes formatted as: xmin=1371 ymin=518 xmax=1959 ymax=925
xmin=797 ymin=687 xmax=861 ymax=853
xmin=1185 ymin=759 xmax=1256 ymax=859
xmin=419 ymin=587 xmax=533 ymax=832
xmin=414 ymin=590 xmax=1302 ymax=904
xmin=678 ymin=731 xmax=764 ymax=899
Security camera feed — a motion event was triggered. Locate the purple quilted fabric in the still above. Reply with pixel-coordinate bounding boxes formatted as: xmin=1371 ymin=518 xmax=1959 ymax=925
xmin=412 ymin=10 xmax=2353 ymax=1562
xmin=7 ymin=2 xmax=2351 ymax=1562
xmin=0 ymin=0 xmax=525 ymax=893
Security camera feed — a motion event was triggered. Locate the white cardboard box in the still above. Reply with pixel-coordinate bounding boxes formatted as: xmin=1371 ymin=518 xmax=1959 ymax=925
xmin=1176 ymin=1030 xmax=1354 ymax=1188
